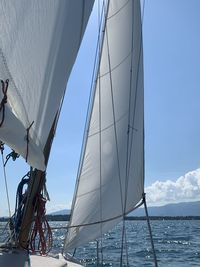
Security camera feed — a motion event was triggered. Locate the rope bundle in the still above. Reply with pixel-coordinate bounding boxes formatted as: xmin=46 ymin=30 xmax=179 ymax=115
xmin=30 ymin=195 xmax=53 ymax=255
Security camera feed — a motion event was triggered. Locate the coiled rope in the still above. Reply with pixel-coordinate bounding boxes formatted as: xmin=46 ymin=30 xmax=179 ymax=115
xmin=30 ymin=194 xmax=53 ymax=255
xmin=14 ymin=172 xmax=30 ymax=235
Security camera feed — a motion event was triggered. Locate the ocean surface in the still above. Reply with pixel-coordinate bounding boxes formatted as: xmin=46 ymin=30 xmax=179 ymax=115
xmin=1 ymin=220 xmax=200 ymax=266
xmin=50 ymin=220 xmax=200 ymax=267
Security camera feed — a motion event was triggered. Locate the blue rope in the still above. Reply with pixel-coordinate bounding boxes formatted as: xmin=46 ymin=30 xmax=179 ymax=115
xmin=14 ymin=172 xmax=30 ymax=234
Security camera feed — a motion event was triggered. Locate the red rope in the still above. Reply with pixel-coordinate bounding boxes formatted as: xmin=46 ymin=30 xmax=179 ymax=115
xmin=30 ymin=195 xmax=53 ymax=255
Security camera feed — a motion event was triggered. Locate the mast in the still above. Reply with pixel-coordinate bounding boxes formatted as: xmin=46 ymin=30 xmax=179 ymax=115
xmin=18 ymin=115 xmax=57 ymax=248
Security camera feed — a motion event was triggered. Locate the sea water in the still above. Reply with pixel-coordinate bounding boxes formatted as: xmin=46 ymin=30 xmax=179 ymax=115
xmin=50 ymin=220 xmax=200 ymax=267
xmin=1 ymin=220 xmax=200 ymax=266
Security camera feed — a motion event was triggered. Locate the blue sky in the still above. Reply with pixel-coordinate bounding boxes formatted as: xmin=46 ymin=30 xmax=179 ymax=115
xmin=144 ymin=0 xmax=200 ymax=183
xmin=0 ymin=0 xmax=200 ymax=215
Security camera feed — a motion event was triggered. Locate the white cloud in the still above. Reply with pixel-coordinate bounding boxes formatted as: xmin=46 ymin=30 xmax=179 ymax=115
xmin=146 ymin=168 xmax=200 ymax=206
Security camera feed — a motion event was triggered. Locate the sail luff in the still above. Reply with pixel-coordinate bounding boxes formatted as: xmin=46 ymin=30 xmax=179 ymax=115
xmin=67 ymin=0 xmax=109 ymax=230
xmin=64 ymin=0 xmax=144 ymax=251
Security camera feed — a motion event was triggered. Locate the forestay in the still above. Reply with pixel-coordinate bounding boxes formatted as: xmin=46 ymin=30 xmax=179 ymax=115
xmin=65 ymin=0 xmax=144 ymax=251
xmin=0 ymin=0 xmax=94 ymax=170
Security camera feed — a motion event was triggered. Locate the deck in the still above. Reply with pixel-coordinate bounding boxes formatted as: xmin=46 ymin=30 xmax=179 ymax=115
xmin=0 ymin=248 xmax=83 ymax=267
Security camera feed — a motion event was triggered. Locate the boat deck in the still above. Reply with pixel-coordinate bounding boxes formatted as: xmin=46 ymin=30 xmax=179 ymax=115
xmin=0 ymin=248 xmax=83 ymax=267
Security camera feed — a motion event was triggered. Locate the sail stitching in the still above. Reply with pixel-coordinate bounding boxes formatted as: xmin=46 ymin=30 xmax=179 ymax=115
xmin=76 ymin=179 xmax=105 ymax=198
xmin=0 ymin=79 xmax=9 ymax=127
xmin=67 ymin=199 xmax=144 ymax=229
xmin=99 ymin=51 xmax=131 ymax=78
xmin=107 ymin=0 xmax=130 ymax=20
xmin=88 ymin=111 xmax=128 ymax=137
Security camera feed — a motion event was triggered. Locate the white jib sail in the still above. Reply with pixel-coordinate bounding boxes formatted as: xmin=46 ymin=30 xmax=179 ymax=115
xmin=0 ymin=0 xmax=94 ymax=170
xmin=65 ymin=0 xmax=144 ymax=251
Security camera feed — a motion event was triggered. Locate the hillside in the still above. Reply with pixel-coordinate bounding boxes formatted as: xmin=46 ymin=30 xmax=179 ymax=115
xmin=130 ymin=201 xmax=200 ymax=217
xmin=49 ymin=201 xmax=200 ymax=217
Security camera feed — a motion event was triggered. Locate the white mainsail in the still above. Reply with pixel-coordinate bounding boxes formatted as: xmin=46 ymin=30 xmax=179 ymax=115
xmin=65 ymin=0 xmax=144 ymax=251
xmin=0 ymin=0 xmax=94 ymax=170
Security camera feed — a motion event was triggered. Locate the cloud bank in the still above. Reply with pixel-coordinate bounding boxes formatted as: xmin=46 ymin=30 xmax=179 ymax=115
xmin=146 ymin=168 xmax=200 ymax=206
xmin=43 ymin=168 xmax=200 ymax=214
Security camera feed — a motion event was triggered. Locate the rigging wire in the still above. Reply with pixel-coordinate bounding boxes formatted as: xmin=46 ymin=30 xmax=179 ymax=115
xmin=0 ymin=142 xmax=15 ymax=244
xmin=101 ymin=1 xmax=136 ymax=263
xmin=141 ymin=0 xmax=158 ymax=266
xmin=63 ymin=1 xmax=158 ymax=266
xmin=120 ymin=0 xmax=137 ymax=264
xmin=97 ymin=0 xmax=108 ymax=265
xmin=143 ymin=194 xmax=158 ymax=267
xmin=104 ymin=0 xmax=124 ymax=223
xmin=63 ymin=0 xmax=107 ymax=255
xmin=0 ymin=143 xmax=11 ymax=219
xmin=122 ymin=0 xmax=158 ymax=266
xmin=120 ymin=0 xmax=147 ymax=265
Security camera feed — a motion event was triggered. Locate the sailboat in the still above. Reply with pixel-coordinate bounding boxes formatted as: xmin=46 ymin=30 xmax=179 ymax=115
xmin=0 ymin=0 xmax=157 ymax=266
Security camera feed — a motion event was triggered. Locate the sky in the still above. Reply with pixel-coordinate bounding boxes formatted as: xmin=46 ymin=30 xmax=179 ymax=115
xmin=0 ymin=0 xmax=200 ymax=216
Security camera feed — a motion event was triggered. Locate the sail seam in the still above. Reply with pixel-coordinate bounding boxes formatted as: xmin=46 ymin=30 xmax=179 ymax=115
xmin=107 ymin=0 xmax=130 ymax=20
xmin=88 ymin=111 xmax=128 ymax=137
xmin=76 ymin=182 xmax=106 ymax=198
xmin=99 ymin=52 xmax=131 ymax=78
xmin=67 ymin=198 xmax=144 ymax=229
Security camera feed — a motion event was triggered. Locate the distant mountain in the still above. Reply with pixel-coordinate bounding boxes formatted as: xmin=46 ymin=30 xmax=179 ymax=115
xmin=48 ymin=201 xmax=200 ymax=217
xmin=130 ymin=201 xmax=200 ymax=217
xmin=49 ymin=209 xmax=70 ymax=215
